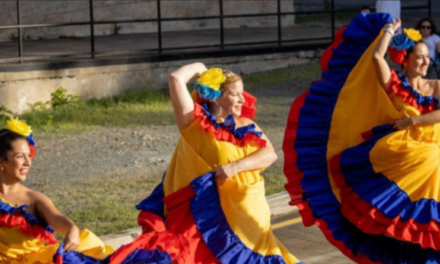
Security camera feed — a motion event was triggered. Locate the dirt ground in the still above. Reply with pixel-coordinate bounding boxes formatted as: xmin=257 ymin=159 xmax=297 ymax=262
xmin=23 ymin=62 xmax=320 ymax=235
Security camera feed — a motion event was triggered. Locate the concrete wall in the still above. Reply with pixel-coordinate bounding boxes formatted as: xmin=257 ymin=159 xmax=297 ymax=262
xmin=0 ymin=1 xmax=295 ymax=42
xmin=0 ymin=51 xmax=316 ymax=114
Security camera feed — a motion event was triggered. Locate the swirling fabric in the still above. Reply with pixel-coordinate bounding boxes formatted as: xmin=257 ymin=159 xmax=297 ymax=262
xmin=284 ymin=12 xmax=440 ymax=264
xmin=109 ymin=96 xmax=302 ymax=264
xmin=0 ymin=198 xmax=114 ymax=264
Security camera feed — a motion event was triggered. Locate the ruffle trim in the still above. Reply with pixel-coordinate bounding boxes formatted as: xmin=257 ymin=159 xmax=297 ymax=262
xmin=107 ymin=211 xmax=190 ymax=264
xmin=124 ymin=172 xmax=300 ymax=264
xmin=389 ymin=69 xmax=440 ymax=114
xmin=0 ymin=200 xmax=54 ymax=233
xmin=190 ymin=172 xmax=291 ymax=264
xmin=331 ymin=125 xmax=440 ymax=250
xmin=283 ymin=12 xmax=440 ymax=264
xmin=0 ymin=212 xmax=57 ymax=245
xmin=193 ymin=103 xmax=266 ymax=148
xmin=56 ymin=245 xmax=173 ymax=264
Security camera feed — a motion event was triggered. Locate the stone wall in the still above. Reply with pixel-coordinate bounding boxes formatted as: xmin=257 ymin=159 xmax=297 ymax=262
xmin=0 ymin=51 xmax=316 ymax=114
xmin=0 ymin=1 xmax=294 ymax=42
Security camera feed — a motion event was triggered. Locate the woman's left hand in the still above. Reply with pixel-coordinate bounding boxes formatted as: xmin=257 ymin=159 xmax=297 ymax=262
xmin=393 ymin=117 xmax=414 ymax=130
xmin=215 ymin=163 xmax=239 ymax=185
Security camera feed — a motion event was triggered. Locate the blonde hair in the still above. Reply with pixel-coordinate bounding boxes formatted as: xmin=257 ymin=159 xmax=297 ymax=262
xmin=220 ymin=70 xmax=242 ymax=94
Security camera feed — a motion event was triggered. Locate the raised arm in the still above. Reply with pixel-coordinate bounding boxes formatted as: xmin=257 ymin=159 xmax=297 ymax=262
xmin=168 ymin=62 xmax=208 ymax=130
xmin=34 ymin=192 xmax=80 ymax=251
xmin=372 ymin=18 xmax=402 ymax=91
xmin=214 ymin=123 xmax=278 ymax=185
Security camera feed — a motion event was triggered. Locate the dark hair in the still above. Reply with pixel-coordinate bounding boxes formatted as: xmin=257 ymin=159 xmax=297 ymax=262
xmin=406 ymin=40 xmax=427 ymax=58
xmin=416 ymin=18 xmax=437 ymax=35
xmin=360 ymin=6 xmax=370 ymax=11
xmin=0 ymin=129 xmax=27 ymax=161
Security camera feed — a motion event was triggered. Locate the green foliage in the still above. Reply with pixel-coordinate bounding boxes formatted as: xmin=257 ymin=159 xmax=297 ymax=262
xmin=113 ymin=23 xmax=122 ymax=35
xmin=0 ymin=105 xmax=12 ymax=117
xmin=27 ymin=101 xmax=49 ymax=111
xmin=9 ymin=33 xmax=18 ymax=42
xmin=50 ymin=87 xmax=81 ymax=109
xmin=21 ymin=88 xmax=172 ymax=132
xmin=8 ymin=33 xmax=31 ymax=42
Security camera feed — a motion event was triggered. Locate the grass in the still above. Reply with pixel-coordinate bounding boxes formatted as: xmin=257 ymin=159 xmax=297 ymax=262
xmin=1 ymin=89 xmax=175 ymax=135
xmin=39 ymin=172 xmax=161 ymax=235
xmin=8 ymin=62 xmax=321 ymax=236
xmin=1 ymin=63 xmax=320 ymax=135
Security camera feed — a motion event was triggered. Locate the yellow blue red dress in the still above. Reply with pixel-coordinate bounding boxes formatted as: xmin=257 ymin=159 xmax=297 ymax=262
xmin=109 ymin=93 xmax=302 ymax=264
xmin=284 ymin=12 xmax=440 ymax=264
xmin=0 ymin=197 xmax=113 ymax=264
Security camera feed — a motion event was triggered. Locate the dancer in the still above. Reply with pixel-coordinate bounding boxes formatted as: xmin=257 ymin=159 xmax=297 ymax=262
xmin=284 ymin=12 xmax=440 ymax=264
xmin=0 ymin=119 xmax=114 ymax=264
xmin=109 ymin=63 xmax=302 ymax=263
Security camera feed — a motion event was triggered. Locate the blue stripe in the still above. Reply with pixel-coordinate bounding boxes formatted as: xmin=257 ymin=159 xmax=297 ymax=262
xmin=0 ymin=198 xmax=53 ymax=233
xmin=200 ymin=103 xmax=263 ymax=139
xmin=340 ymin=125 xmax=440 ymax=224
xmin=58 ymin=249 xmax=172 ymax=264
xmin=397 ymin=72 xmax=440 ymax=108
xmin=190 ymin=172 xmax=293 ymax=264
xmin=294 ymin=12 xmax=440 ymax=263
xmin=136 ymin=181 xmax=165 ymax=219
xmin=135 ymin=172 xmax=297 ymax=263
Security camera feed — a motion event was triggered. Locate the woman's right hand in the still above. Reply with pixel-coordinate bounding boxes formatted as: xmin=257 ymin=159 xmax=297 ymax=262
xmin=63 ymin=225 xmax=80 ymax=252
xmin=169 ymin=62 xmax=208 ymax=130
xmin=384 ymin=18 xmax=401 ymax=32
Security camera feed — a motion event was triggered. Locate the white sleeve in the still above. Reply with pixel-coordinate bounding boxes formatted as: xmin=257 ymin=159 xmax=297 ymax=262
xmin=433 ymin=34 xmax=440 ymax=43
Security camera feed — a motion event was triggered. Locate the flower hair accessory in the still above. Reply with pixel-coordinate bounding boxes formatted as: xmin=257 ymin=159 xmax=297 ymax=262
xmin=6 ymin=118 xmax=36 ymax=159
xmin=194 ymin=68 xmax=226 ymax=101
xmin=388 ymin=28 xmax=422 ymax=64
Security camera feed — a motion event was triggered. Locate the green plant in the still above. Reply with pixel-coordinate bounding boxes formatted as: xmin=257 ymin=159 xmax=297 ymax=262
xmin=50 ymin=87 xmax=80 ymax=109
xmin=9 ymin=33 xmax=18 ymax=42
xmin=0 ymin=105 xmax=13 ymax=118
xmin=8 ymin=33 xmax=32 ymax=42
xmin=28 ymin=101 xmax=49 ymax=111
xmin=113 ymin=23 xmax=122 ymax=35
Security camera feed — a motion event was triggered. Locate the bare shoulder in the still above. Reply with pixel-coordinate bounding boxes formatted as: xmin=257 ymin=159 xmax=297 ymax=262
xmin=27 ymin=188 xmax=52 ymax=205
xmin=429 ymin=79 xmax=440 ymax=98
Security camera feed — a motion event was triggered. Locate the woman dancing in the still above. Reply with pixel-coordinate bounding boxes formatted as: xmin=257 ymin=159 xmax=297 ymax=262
xmin=0 ymin=119 xmax=113 ymax=264
xmin=109 ymin=63 xmax=302 ymax=263
xmin=284 ymin=12 xmax=440 ymax=264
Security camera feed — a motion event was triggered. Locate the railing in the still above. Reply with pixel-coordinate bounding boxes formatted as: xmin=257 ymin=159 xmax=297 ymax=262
xmin=0 ymin=0 xmax=433 ymax=67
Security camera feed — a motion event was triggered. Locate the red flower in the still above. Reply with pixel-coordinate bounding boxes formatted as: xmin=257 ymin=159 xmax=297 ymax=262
xmin=388 ymin=47 xmax=407 ymax=64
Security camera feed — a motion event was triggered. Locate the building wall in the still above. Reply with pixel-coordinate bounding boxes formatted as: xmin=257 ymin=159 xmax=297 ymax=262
xmin=0 ymin=51 xmax=315 ymax=114
xmin=0 ymin=1 xmax=295 ymax=42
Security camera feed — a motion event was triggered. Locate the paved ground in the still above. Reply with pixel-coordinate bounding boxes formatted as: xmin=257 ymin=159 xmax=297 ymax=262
xmin=273 ymin=212 xmax=354 ymax=264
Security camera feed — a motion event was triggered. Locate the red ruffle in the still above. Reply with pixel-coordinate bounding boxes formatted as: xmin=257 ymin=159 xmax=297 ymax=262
xmin=388 ymin=69 xmax=438 ymax=114
xmin=109 ymin=184 xmax=219 ymax=264
xmin=283 ymin=90 xmax=384 ymax=263
xmin=282 ymin=91 xmax=311 ymax=222
xmin=311 ymin=206 xmax=383 ymax=264
xmin=388 ymin=47 xmax=406 ymax=65
xmin=108 ymin=212 xmax=190 ymax=264
xmin=193 ymin=103 xmax=266 ymax=148
xmin=0 ymin=212 xmax=57 ymax=244
xmin=240 ymin=91 xmax=257 ymax=120
xmin=29 ymin=144 xmax=36 ymax=160
xmin=321 ymin=26 xmax=347 ymax=72
xmin=330 ymin=152 xmax=440 ymax=250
